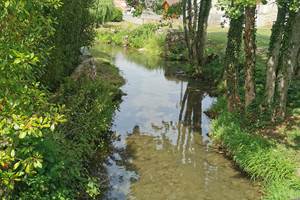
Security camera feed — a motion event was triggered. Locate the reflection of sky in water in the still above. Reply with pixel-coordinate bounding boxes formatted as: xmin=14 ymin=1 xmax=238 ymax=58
xmin=105 ymin=52 xmax=219 ymax=200
xmin=98 ymin=44 xmax=260 ymax=199
xmin=113 ymin=53 xmax=216 ymax=147
xmin=113 ymin=53 xmax=188 ymax=147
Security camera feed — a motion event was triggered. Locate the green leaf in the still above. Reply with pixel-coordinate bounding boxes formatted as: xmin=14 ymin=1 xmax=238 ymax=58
xmin=14 ymin=124 xmax=20 ymax=130
xmin=50 ymin=124 xmax=55 ymax=131
xmin=13 ymin=162 xmax=20 ymax=170
xmin=19 ymin=132 xmax=27 ymax=139
xmin=11 ymin=149 xmax=15 ymax=157
xmin=33 ymin=161 xmax=42 ymax=168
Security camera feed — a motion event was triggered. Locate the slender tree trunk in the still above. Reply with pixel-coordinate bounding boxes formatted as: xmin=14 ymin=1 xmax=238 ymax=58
xmin=295 ymin=49 xmax=300 ymax=78
xmin=182 ymin=0 xmax=212 ymax=69
xmin=276 ymin=11 xmax=300 ymax=118
xmin=244 ymin=6 xmax=256 ymax=108
xmin=224 ymin=14 xmax=244 ymax=112
xmin=264 ymin=5 xmax=287 ymax=106
xmin=182 ymin=0 xmax=192 ymax=59
xmin=192 ymin=0 xmax=198 ymax=58
xmin=196 ymin=0 xmax=212 ymax=67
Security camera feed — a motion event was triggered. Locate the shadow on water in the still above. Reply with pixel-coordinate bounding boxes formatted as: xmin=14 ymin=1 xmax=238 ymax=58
xmin=95 ymin=45 xmax=260 ymax=200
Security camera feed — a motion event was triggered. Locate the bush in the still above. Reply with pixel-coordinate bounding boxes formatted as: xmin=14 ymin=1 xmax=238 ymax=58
xmin=97 ymin=23 xmax=162 ymax=49
xmin=91 ymin=0 xmax=123 ymax=26
xmin=133 ymin=4 xmax=144 ymax=17
xmin=43 ymin=0 xmax=95 ymax=90
xmin=111 ymin=7 xmax=123 ymax=22
xmin=92 ymin=0 xmax=115 ymax=26
xmin=0 ymin=0 xmax=112 ymax=199
xmin=128 ymin=24 xmax=160 ymax=48
xmin=165 ymin=3 xmax=182 ymax=18
xmin=0 ymin=1 xmax=65 ymax=198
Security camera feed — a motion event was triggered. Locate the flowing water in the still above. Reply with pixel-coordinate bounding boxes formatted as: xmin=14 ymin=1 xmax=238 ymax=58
xmin=93 ymin=46 xmax=259 ymax=200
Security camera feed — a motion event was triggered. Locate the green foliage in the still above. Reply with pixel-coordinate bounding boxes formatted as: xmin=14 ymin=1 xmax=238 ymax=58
xmin=97 ymin=23 xmax=164 ymax=55
xmin=43 ymin=0 xmax=95 ymax=90
xmin=153 ymin=0 xmax=164 ymax=15
xmin=217 ymin=0 xmax=257 ymax=18
xmin=211 ymin=107 xmax=300 ymax=200
xmin=111 ymin=7 xmax=123 ymax=22
xmin=165 ymin=3 xmax=182 ymax=17
xmin=264 ymin=179 xmax=300 ymax=200
xmin=143 ymin=33 xmax=166 ymax=56
xmin=128 ymin=24 xmax=160 ymax=48
xmin=133 ymin=4 xmax=144 ymax=17
xmin=91 ymin=0 xmax=123 ymax=25
xmin=0 ymin=1 xmax=65 ymax=197
xmin=125 ymin=0 xmax=145 ymax=16
xmin=0 ymin=0 xmax=118 ymax=199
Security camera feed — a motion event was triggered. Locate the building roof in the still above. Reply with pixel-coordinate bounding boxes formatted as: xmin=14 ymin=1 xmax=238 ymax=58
xmin=163 ymin=0 xmax=180 ymax=6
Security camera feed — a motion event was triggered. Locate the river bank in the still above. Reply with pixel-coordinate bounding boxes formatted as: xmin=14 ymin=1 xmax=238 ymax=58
xmin=53 ymin=51 xmax=125 ymax=199
xmin=210 ymin=103 xmax=300 ymax=200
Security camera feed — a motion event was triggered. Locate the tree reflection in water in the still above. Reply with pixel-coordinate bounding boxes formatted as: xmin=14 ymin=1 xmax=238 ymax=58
xmin=141 ymin=80 xmax=213 ymax=165
xmin=179 ymin=81 xmax=203 ymax=131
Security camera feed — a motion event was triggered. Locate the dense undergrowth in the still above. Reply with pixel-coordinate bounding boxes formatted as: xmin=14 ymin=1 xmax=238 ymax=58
xmin=52 ymin=58 xmax=124 ymax=199
xmin=0 ymin=0 xmax=124 ymax=199
xmin=14 ymin=60 xmax=124 ymax=199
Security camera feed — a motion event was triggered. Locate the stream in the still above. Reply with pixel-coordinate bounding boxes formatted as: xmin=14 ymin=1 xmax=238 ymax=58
xmin=94 ymin=46 xmax=259 ymax=200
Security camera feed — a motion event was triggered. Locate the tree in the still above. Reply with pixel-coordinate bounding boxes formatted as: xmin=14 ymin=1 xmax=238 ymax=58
xmin=182 ymin=0 xmax=212 ymax=71
xmin=224 ymin=11 xmax=244 ymax=112
xmin=264 ymin=1 xmax=288 ymax=107
xmin=244 ymin=4 xmax=257 ymax=108
xmin=276 ymin=9 xmax=300 ymax=118
xmin=264 ymin=0 xmax=300 ymax=119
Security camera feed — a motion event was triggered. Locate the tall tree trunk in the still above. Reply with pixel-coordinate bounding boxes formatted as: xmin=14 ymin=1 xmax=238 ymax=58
xmin=182 ymin=0 xmax=192 ymax=60
xmin=196 ymin=0 xmax=212 ymax=67
xmin=224 ymin=14 xmax=244 ymax=112
xmin=244 ymin=6 xmax=257 ymax=108
xmin=182 ymin=0 xmax=212 ymax=70
xmin=264 ymin=4 xmax=287 ymax=106
xmin=295 ymin=49 xmax=300 ymax=78
xmin=276 ymin=11 xmax=300 ymax=118
xmin=188 ymin=0 xmax=197 ymax=62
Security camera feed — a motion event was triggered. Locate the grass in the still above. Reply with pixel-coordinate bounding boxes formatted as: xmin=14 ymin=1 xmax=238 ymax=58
xmin=96 ymin=22 xmax=166 ymax=56
xmin=211 ymin=106 xmax=300 ymax=200
xmin=207 ymin=26 xmax=300 ymax=199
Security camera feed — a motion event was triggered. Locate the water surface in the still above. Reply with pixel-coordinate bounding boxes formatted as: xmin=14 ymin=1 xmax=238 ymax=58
xmin=94 ymin=46 xmax=259 ymax=200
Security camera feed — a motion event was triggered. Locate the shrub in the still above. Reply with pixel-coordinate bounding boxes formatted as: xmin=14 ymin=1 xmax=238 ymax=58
xmin=144 ymin=33 xmax=166 ymax=56
xmin=0 ymin=1 xmax=65 ymax=197
xmin=111 ymin=7 xmax=123 ymax=22
xmin=92 ymin=0 xmax=115 ymax=26
xmin=43 ymin=0 xmax=95 ymax=90
xmin=165 ymin=3 xmax=182 ymax=18
xmin=0 ymin=0 xmax=111 ymax=199
xmin=133 ymin=4 xmax=144 ymax=17
xmin=128 ymin=24 xmax=160 ymax=48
